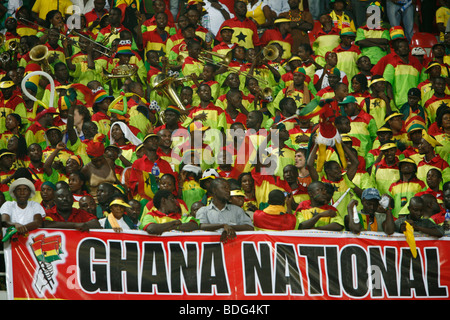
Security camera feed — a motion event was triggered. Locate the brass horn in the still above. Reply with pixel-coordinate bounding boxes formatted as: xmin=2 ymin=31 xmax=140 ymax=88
xmin=0 ymin=52 xmax=10 ymax=63
xmin=102 ymin=64 xmax=138 ymax=81
xmin=29 ymin=45 xmax=51 ymax=73
xmin=262 ymin=44 xmax=279 ymax=61
xmin=151 ymin=74 xmax=187 ymax=124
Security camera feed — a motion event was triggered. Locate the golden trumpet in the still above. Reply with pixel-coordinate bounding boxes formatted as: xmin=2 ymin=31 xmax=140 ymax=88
xmin=102 ymin=64 xmax=138 ymax=81
xmin=29 ymin=45 xmax=51 ymax=73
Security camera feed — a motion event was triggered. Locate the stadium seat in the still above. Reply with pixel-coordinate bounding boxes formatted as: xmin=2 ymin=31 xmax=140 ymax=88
xmin=411 ymin=32 xmax=438 ymax=56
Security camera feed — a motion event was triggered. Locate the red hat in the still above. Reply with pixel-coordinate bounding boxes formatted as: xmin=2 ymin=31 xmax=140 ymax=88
xmin=86 ymin=133 xmax=105 ymax=157
xmin=34 ymin=107 xmax=58 ymax=121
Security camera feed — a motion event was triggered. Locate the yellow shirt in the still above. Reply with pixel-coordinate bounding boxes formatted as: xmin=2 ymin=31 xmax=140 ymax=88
xmin=32 ymin=0 xmax=74 ymax=20
xmin=436 ymin=6 xmax=450 ymax=42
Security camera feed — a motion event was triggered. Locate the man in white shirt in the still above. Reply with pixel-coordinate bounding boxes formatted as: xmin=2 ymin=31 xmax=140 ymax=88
xmin=201 ymin=0 xmax=234 ymax=37
xmin=265 ymin=0 xmax=289 ymax=17
xmin=196 ymin=178 xmax=254 ymax=243
xmin=1 ymin=177 xmax=45 ymax=236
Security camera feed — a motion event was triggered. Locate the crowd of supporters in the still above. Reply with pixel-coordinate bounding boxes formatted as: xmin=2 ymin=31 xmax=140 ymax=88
xmin=0 ymin=0 xmax=449 ymax=241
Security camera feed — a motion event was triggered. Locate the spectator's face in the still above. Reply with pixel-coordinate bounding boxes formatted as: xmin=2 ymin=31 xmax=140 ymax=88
xmin=94 ymin=0 xmax=106 ymax=11
xmin=399 ymin=162 xmax=416 ymax=175
xmin=388 ymin=116 xmax=403 ymax=131
xmin=156 ymin=13 xmax=168 ymax=29
xmin=234 ymin=2 xmax=247 ymax=17
xmin=126 ymin=201 xmax=141 ymax=222
xmin=79 ymin=196 xmax=96 ymax=214
xmin=426 ymin=169 xmax=442 ymax=189
xmin=343 ymin=102 xmax=358 ymax=117
xmin=325 ymin=162 xmax=342 ymax=181
xmin=408 ymin=202 xmax=423 ymax=220
xmin=442 ymin=113 xmax=450 ymax=130
xmin=198 ymin=85 xmax=212 ymax=102
xmin=434 ymin=78 xmax=446 ymax=95
xmin=159 ymin=176 xmax=175 ymax=192
xmin=213 ymin=181 xmax=231 ymax=202
xmin=158 ymin=129 xmax=172 ymax=148
xmin=295 ymin=151 xmax=306 ymax=169
xmin=407 ymin=94 xmax=420 ymax=107
xmin=240 ymin=175 xmax=254 ymax=192
xmin=433 ymin=45 xmax=445 ymax=58
xmin=383 ymin=147 xmax=397 ymax=163
xmin=110 ymin=204 xmax=125 ymax=219
xmin=361 ymin=198 xmax=379 ymax=215
xmin=357 ymin=56 xmax=372 ymax=71
xmin=14 ymin=185 xmax=31 ymax=204
xmin=97 ymin=184 xmax=113 ymax=205
xmin=230 ymin=195 xmax=244 ymax=207
xmin=28 ymin=144 xmax=43 ymax=162
xmin=221 ymin=29 xmax=233 ymax=42
xmin=154 ymin=0 xmax=166 ymax=13
xmin=0 ymin=155 xmax=14 ymax=170
xmin=55 ymin=188 xmax=74 ymax=210
xmin=308 ymin=183 xmax=328 ymax=205
xmin=351 ymin=78 xmax=362 ymax=93
xmin=226 ymin=73 xmax=240 ymax=89
xmin=46 ymin=129 xmax=62 ymax=145
xmin=5 ymin=114 xmax=20 ymax=131
xmin=110 ymin=9 xmax=121 ymax=24
xmin=283 ymin=166 xmax=298 ymax=184
xmin=293 ymin=72 xmax=305 ymax=85
xmin=163 ymin=194 xmax=180 ymax=213
xmin=41 ymin=185 xmax=55 ymax=201
xmin=444 ymin=189 xmax=450 ymax=210
xmin=396 ymin=41 xmax=410 ymax=57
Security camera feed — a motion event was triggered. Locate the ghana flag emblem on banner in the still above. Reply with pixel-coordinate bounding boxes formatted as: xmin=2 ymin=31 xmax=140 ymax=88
xmin=28 ymin=232 xmax=66 ymax=296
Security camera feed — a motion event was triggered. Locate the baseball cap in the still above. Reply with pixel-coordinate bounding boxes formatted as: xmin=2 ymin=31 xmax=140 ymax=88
xmin=361 ymin=188 xmax=381 ymax=200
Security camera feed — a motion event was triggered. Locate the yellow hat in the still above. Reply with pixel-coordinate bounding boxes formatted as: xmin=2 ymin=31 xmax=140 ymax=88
xmin=341 ymin=134 xmax=353 ymax=142
xmin=377 ymin=126 xmax=392 ymax=133
xmin=230 ymin=190 xmax=245 ymax=197
xmin=422 ymin=130 xmax=442 ymax=147
xmin=109 ymin=199 xmax=131 ymax=208
xmin=399 ymin=157 xmax=416 ymax=165
xmin=274 ymin=18 xmax=291 ymax=24
xmin=380 ymin=142 xmax=397 ymax=151
xmin=0 ymin=80 xmax=15 ymax=89
xmin=369 ymin=77 xmax=386 ymax=86
xmin=384 ymin=112 xmax=403 ymax=122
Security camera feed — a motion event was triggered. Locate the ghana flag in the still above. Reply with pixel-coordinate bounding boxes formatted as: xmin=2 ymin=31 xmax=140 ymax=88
xmin=31 ymin=234 xmax=63 ymax=263
xmin=129 ymin=168 xmax=159 ymax=200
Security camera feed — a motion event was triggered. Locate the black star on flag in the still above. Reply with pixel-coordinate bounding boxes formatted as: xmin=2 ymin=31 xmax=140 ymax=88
xmin=277 ymin=148 xmax=285 ymax=157
xmin=439 ymin=101 xmax=449 ymax=109
xmin=145 ymin=175 xmax=152 ymax=187
xmin=293 ymin=93 xmax=302 ymax=102
xmin=235 ymin=31 xmax=247 ymax=43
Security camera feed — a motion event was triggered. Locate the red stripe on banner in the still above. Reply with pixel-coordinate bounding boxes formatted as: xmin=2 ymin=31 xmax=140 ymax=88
xmin=4 ymin=229 xmax=450 ymax=300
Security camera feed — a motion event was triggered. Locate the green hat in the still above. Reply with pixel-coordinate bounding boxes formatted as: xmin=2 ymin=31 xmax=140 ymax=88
xmin=338 ymin=95 xmax=358 ymax=105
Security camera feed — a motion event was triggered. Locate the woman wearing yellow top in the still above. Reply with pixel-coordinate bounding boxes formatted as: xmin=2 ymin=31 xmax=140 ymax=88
xmin=328 ymin=0 xmax=356 ymax=32
xmin=246 ymin=0 xmax=275 ymax=34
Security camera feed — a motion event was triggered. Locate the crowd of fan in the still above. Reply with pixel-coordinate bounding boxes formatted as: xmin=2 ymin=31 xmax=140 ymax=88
xmin=0 ymin=0 xmax=449 ymax=242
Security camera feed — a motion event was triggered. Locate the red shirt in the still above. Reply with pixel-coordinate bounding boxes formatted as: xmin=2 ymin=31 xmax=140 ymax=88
xmin=131 ymin=154 xmax=174 ymax=176
xmin=253 ymin=207 xmax=297 ymax=231
xmin=45 ymin=207 xmax=98 ymax=223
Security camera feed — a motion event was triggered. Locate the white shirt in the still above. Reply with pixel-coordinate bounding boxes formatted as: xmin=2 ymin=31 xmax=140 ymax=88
xmin=314 ymin=68 xmax=348 ymax=90
xmin=265 ymin=0 xmax=290 ymax=16
xmin=0 ymin=201 xmax=46 ymax=225
xmin=7 ymin=0 xmax=23 ymax=17
xmin=201 ymin=0 xmax=234 ymax=37
xmin=99 ymin=216 xmax=132 ymax=230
